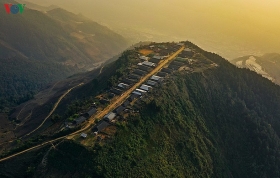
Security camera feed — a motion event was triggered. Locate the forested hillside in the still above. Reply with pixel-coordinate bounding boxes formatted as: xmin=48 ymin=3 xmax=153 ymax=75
xmin=1 ymin=42 xmax=280 ymax=177
xmin=45 ymin=42 xmax=280 ymax=177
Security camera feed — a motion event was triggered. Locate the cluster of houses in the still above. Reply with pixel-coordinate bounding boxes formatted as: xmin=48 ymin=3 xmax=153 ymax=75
xmin=92 ymin=72 xmax=165 ymax=134
xmin=78 ymin=42 xmax=192 ymax=138
xmin=91 ymin=45 xmax=183 ymax=135
xmin=73 ymin=107 xmax=97 ymax=126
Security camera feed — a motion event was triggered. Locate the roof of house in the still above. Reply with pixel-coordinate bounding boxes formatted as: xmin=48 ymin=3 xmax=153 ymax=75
xmin=74 ymin=116 xmax=87 ymax=125
xmin=86 ymin=108 xmax=97 ymax=117
xmin=128 ymin=94 xmax=139 ymax=101
xmin=140 ymin=84 xmax=152 ymax=91
xmin=133 ymin=69 xmax=147 ymax=76
xmin=184 ymin=48 xmax=192 ymax=52
xmin=153 ymin=55 xmax=165 ymax=60
xmin=118 ymin=83 xmax=129 ymax=89
xmin=104 ymin=112 xmax=116 ymax=121
xmin=111 ymin=88 xmax=123 ymax=95
xmin=132 ymin=91 xmax=142 ymax=96
xmin=161 ymin=68 xmax=173 ymax=74
xmin=138 ymin=65 xmax=152 ymax=72
xmin=170 ymin=61 xmax=185 ymax=66
xmin=122 ymin=78 xmax=136 ymax=85
xmin=150 ymin=75 xmax=163 ymax=81
xmin=146 ymin=80 xmax=158 ymax=86
xmin=114 ymin=106 xmax=125 ymax=114
xmin=157 ymin=72 xmax=168 ymax=77
xmin=80 ymin=133 xmax=87 ymax=138
xmin=140 ymin=56 xmax=149 ymax=60
xmin=122 ymin=100 xmax=130 ymax=107
xmin=93 ymin=120 xmax=110 ymax=132
xmin=142 ymin=61 xmax=156 ymax=67
xmin=100 ymin=99 xmax=110 ymax=104
xmin=168 ymin=65 xmax=180 ymax=70
xmin=136 ymin=88 xmax=147 ymax=93
xmin=128 ymin=74 xmax=140 ymax=80
xmin=149 ymin=58 xmax=161 ymax=64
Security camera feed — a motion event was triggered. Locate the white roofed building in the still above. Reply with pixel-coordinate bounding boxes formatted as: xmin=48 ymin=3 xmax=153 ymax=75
xmin=118 ymin=83 xmax=129 ymax=89
xmin=142 ymin=61 xmax=156 ymax=67
xmin=140 ymin=84 xmax=152 ymax=91
xmin=146 ymin=80 xmax=158 ymax=86
xmin=150 ymin=75 xmax=163 ymax=82
xmin=136 ymin=88 xmax=147 ymax=93
xmin=153 ymin=55 xmax=165 ymax=60
xmin=132 ymin=91 xmax=142 ymax=96
xmin=140 ymin=56 xmax=149 ymax=60
xmin=104 ymin=112 xmax=116 ymax=122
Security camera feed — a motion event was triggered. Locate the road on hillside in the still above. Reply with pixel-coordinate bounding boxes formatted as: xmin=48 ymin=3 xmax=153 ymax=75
xmin=0 ymin=46 xmax=184 ymax=163
xmin=24 ymin=82 xmax=85 ymax=137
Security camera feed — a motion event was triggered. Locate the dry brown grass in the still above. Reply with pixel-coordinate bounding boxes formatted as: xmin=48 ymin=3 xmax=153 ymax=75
xmin=138 ymin=49 xmax=154 ymax=56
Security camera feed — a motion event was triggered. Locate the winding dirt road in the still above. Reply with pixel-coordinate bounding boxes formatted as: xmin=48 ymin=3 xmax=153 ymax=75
xmin=24 ymin=83 xmax=84 ymax=137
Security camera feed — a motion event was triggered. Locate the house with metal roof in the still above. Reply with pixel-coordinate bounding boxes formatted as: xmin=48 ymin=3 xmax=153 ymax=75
xmin=153 ymin=55 xmax=165 ymax=60
xmin=140 ymin=56 xmax=149 ymax=60
xmin=132 ymin=91 xmax=142 ymax=96
xmin=150 ymin=75 xmax=163 ymax=82
xmin=92 ymin=120 xmax=110 ymax=133
xmin=84 ymin=107 xmax=97 ymax=118
xmin=161 ymin=68 xmax=173 ymax=74
xmin=142 ymin=61 xmax=156 ymax=67
xmin=146 ymin=80 xmax=158 ymax=86
xmin=128 ymin=94 xmax=139 ymax=101
xmin=140 ymin=84 xmax=152 ymax=91
xmin=80 ymin=133 xmax=87 ymax=138
xmin=103 ymin=112 xmax=116 ymax=122
xmin=157 ymin=72 xmax=168 ymax=77
xmin=118 ymin=83 xmax=129 ymax=89
xmin=74 ymin=116 xmax=87 ymax=125
xmin=114 ymin=106 xmax=125 ymax=115
xmin=136 ymin=88 xmax=147 ymax=93
xmin=138 ymin=65 xmax=152 ymax=72
xmin=122 ymin=100 xmax=130 ymax=107
xmin=111 ymin=88 xmax=123 ymax=95
xmin=122 ymin=78 xmax=136 ymax=85
xmin=133 ymin=69 xmax=147 ymax=76
xmin=128 ymin=74 xmax=140 ymax=80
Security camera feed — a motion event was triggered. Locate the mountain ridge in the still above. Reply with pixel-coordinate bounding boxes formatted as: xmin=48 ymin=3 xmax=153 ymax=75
xmin=0 ymin=41 xmax=280 ymax=177
xmin=0 ymin=1 xmax=129 ymax=110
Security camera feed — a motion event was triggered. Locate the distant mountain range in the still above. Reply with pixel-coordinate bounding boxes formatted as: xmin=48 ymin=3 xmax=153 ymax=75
xmin=0 ymin=0 xmax=129 ymax=109
xmin=231 ymin=53 xmax=280 ymax=85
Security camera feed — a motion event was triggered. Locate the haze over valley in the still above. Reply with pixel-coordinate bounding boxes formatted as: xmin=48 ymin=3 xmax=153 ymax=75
xmin=24 ymin=0 xmax=280 ymax=59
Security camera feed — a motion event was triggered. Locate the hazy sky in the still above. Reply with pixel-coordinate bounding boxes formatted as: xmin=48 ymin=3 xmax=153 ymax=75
xmin=25 ymin=0 xmax=280 ymax=59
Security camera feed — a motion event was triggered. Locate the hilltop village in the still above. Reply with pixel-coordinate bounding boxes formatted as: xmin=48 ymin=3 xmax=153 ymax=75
xmin=65 ymin=42 xmax=217 ymax=144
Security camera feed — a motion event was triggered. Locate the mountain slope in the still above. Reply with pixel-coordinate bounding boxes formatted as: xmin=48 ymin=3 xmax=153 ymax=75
xmin=0 ymin=0 xmax=129 ymax=109
xmin=1 ymin=41 xmax=280 ymax=177
xmin=231 ymin=53 xmax=280 ymax=85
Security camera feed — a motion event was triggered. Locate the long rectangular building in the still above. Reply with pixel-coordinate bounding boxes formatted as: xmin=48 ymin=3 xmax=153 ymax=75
xmin=140 ymin=84 xmax=152 ymax=91
xmin=150 ymin=75 xmax=163 ymax=82
xmin=104 ymin=112 xmax=116 ymax=122
xmin=146 ymin=80 xmax=158 ymax=86
xmin=142 ymin=61 xmax=156 ymax=67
